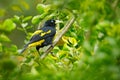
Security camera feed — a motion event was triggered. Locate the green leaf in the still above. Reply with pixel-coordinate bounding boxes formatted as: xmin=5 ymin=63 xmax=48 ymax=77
xmin=36 ymin=4 xmax=51 ymax=14
xmin=1 ymin=19 xmax=16 ymax=32
xmin=31 ymin=15 xmax=41 ymax=24
xmin=0 ymin=34 xmax=11 ymax=42
xmin=0 ymin=43 xmax=2 ymax=52
xmin=23 ymin=16 xmax=32 ymax=22
xmin=11 ymin=5 xmax=22 ymax=12
xmin=1 ymin=59 xmax=16 ymax=71
xmin=9 ymin=45 xmax=18 ymax=53
xmin=31 ymin=14 xmax=47 ymax=24
xmin=36 ymin=4 xmax=45 ymax=14
xmin=44 ymin=5 xmax=51 ymax=13
xmin=12 ymin=15 xmax=20 ymax=23
xmin=31 ymin=67 xmax=39 ymax=75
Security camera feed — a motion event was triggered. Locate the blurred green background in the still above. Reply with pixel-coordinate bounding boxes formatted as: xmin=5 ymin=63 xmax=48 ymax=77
xmin=0 ymin=0 xmax=40 ymax=48
xmin=0 ymin=0 xmax=120 ymax=80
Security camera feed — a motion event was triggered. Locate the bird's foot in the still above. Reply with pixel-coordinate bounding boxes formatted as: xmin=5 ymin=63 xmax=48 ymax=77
xmin=50 ymin=44 xmax=54 ymax=48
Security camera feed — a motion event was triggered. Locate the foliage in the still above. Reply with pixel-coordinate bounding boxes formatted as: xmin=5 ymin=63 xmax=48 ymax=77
xmin=0 ymin=0 xmax=120 ymax=80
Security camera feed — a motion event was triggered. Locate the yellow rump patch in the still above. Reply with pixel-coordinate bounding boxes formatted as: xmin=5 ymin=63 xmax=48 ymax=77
xmin=32 ymin=30 xmax=43 ymax=36
xmin=40 ymin=30 xmax=51 ymax=36
xmin=28 ymin=39 xmax=45 ymax=47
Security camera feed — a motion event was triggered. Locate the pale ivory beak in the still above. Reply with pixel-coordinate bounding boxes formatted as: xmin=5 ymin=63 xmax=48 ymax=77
xmin=55 ymin=20 xmax=63 ymax=24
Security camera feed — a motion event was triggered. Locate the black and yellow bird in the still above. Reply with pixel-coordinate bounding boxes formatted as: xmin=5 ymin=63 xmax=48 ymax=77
xmin=20 ymin=19 xmax=57 ymax=55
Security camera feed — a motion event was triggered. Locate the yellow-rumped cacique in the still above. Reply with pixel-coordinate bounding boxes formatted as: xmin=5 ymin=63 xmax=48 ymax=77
xmin=20 ymin=19 xmax=58 ymax=55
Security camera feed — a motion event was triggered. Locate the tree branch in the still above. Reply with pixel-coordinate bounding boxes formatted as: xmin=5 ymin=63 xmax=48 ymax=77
xmin=112 ymin=0 xmax=119 ymax=9
xmin=40 ymin=15 xmax=75 ymax=59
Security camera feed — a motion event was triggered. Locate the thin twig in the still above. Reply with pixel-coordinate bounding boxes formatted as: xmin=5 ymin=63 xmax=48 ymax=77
xmin=40 ymin=15 xmax=75 ymax=59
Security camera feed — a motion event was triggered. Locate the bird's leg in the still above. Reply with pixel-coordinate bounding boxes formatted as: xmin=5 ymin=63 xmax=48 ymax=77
xmin=50 ymin=44 xmax=54 ymax=48
xmin=49 ymin=44 xmax=56 ymax=57
xmin=36 ymin=46 xmax=41 ymax=56
xmin=37 ymin=50 xmax=41 ymax=56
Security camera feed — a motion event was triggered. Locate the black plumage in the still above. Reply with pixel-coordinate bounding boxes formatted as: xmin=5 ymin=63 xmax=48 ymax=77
xmin=20 ymin=19 xmax=56 ymax=55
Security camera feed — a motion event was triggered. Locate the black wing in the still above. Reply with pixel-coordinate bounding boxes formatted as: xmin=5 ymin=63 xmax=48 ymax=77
xmin=28 ymin=27 xmax=56 ymax=46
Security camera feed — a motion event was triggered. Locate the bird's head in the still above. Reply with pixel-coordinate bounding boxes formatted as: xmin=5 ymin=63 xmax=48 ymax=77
xmin=44 ymin=19 xmax=62 ymax=27
xmin=44 ymin=19 xmax=56 ymax=27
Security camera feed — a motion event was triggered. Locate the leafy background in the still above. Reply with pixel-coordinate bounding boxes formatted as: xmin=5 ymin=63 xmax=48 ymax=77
xmin=0 ymin=0 xmax=120 ymax=80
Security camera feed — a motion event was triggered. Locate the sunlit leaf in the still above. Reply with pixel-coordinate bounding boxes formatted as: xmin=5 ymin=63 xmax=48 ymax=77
xmin=58 ymin=50 xmax=68 ymax=59
xmin=62 ymin=36 xmax=77 ymax=47
xmin=68 ymin=37 xmax=77 ymax=46
xmin=21 ymin=23 xmax=28 ymax=28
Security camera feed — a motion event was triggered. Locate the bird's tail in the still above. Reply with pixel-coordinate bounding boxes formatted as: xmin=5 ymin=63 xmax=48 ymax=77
xmin=20 ymin=43 xmax=29 ymax=54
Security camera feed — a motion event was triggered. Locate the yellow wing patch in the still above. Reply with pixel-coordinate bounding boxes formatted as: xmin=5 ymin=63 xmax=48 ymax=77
xmin=32 ymin=30 xmax=43 ymax=36
xmin=28 ymin=30 xmax=51 ymax=47
xmin=40 ymin=30 xmax=51 ymax=36
xmin=28 ymin=39 xmax=45 ymax=47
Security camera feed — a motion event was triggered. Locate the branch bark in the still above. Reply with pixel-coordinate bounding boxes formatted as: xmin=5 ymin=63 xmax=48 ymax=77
xmin=40 ymin=15 xmax=75 ymax=59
